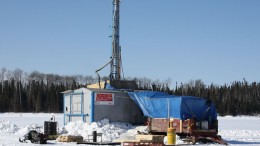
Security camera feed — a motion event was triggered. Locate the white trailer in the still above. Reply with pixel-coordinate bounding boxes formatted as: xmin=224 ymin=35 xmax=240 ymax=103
xmin=63 ymin=88 xmax=143 ymax=125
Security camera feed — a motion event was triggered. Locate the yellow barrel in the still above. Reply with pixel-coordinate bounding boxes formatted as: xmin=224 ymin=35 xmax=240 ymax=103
xmin=167 ymin=127 xmax=176 ymax=145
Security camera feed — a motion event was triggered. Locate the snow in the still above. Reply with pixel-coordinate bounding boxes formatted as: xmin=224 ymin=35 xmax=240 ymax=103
xmin=0 ymin=120 xmax=18 ymax=134
xmin=0 ymin=113 xmax=260 ymax=145
xmin=218 ymin=116 xmax=260 ymax=145
xmin=61 ymin=119 xmax=133 ymax=142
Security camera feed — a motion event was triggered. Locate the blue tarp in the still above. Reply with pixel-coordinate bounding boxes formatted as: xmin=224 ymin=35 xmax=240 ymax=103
xmin=128 ymin=91 xmax=217 ymax=121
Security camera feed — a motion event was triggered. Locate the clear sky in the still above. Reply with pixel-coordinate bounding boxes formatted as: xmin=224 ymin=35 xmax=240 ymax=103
xmin=0 ymin=0 xmax=260 ymax=86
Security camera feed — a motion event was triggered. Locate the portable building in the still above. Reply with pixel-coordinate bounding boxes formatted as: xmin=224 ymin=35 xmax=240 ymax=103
xmin=63 ymin=88 xmax=144 ymax=125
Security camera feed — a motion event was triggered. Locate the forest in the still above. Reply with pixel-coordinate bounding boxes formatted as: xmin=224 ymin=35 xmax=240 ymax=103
xmin=0 ymin=67 xmax=260 ymax=116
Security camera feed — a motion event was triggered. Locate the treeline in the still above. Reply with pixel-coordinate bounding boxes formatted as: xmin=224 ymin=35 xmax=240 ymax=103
xmin=174 ymin=80 xmax=260 ymax=116
xmin=0 ymin=68 xmax=260 ymax=115
xmin=137 ymin=78 xmax=260 ymax=116
xmin=0 ymin=68 xmax=94 ymax=112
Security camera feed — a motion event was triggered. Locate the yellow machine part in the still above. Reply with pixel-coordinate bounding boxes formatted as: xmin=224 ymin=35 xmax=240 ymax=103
xmin=167 ymin=127 xmax=176 ymax=145
xmin=86 ymin=80 xmax=110 ymax=89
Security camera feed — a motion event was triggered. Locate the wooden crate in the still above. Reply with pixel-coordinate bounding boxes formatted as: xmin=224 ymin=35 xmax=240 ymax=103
xmin=149 ymin=118 xmax=169 ymax=133
xmin=149 ymin=118 xmax=194 ymax=134
xmin=57 ymin=135 xmax=83 ymax=143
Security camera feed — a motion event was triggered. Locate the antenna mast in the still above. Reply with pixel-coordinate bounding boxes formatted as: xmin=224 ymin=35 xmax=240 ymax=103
xmin=110 ymin=0 xmax=121 ymax=80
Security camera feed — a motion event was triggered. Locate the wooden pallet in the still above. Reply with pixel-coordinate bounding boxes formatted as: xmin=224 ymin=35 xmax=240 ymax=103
xmin=57 ymin=135 xmax=83 ymax=143
xmin=135 ymin=135 xmax=164 ymax=142
xmin=47 ymin=135 xmax=59 ymax=140
xmin=123 ymin=142 xmax=164 ymax=146
xmin=77 ymin=141 xmax=121 ymax=145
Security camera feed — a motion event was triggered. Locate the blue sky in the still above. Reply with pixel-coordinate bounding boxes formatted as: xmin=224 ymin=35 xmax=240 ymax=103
xmin=0 ymin=0 xmax=260 ymax=86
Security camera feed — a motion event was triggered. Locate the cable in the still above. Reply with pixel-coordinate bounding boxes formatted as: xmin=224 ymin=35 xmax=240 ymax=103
xmin=120 ymin=49 xmax=125 ymax=80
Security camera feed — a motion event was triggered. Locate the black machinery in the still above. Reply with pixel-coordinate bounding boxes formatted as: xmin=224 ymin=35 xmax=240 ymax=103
xmin=44 ymin=115 xmax=58 ymax=137
xmin=19 ymin=115 xmax=58 ymax=144
xmin=19 ymin=130 xmax=48 ymax=144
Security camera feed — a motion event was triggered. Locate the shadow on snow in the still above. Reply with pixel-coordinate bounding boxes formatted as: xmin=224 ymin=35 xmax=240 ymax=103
xmin=226 ymin=139 xmax=260 ymax=145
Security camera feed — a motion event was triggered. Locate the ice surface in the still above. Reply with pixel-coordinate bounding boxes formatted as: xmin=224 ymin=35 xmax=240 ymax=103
xmin=0 ymin=113 xmax=260 ymax=145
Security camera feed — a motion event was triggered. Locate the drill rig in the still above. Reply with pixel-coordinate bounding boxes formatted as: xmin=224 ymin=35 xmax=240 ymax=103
xmin=110 ymin=0 xmax=121 ymax=80
xmin=95 ymin=0 xmax=122 ymax=83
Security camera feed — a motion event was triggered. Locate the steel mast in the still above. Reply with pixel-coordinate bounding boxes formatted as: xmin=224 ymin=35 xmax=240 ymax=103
xmin=110 ymin=0 xmax=121 ymax=80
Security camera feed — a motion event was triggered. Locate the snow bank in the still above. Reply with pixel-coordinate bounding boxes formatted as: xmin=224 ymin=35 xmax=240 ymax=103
xmin=0 ymin=115 xmax=146 ymax=143
xmin=0 ymin=120 xmax=19 ymax=134
xmin=0 ymin=120 xmax=44 ymax=136
xmin=16 ymin=123 xmax=43 ymax=136
xmin=61 ymin=119 xmax=135 ymax=142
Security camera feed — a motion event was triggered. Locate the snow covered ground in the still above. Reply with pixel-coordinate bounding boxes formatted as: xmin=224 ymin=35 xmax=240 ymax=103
xmin=0 ymin=113 xmax=260 ymax=145
xmin=218 ymin=116 xmax=260 ymax=145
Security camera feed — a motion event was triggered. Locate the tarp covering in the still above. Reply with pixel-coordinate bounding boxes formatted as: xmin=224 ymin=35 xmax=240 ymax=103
xmin=128 ymin=91 xmax=217 ymax=121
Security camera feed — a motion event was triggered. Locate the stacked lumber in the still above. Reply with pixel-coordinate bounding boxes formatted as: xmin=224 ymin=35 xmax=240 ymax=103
xmin=114 ymin=134 xmax=165 ymax=146
xmin=135 ymin=134 xmax=164 ymax=142
xmin=57 ymin=135 xmax=83 ymax=143
xmin=122 ymin=142 xmax=164 ymax=146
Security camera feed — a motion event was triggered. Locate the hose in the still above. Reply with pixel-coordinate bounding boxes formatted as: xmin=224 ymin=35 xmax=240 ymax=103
xmin=95 ymin=54 xmax=114 ymax=89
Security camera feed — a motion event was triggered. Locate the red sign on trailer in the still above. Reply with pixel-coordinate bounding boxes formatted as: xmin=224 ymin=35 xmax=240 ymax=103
xmin=95 ymin=93 xmax=114 ymax=105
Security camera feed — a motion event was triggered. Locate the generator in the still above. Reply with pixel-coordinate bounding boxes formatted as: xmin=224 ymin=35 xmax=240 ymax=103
xmin=148 ymin=118 xmax=226 ymax=144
